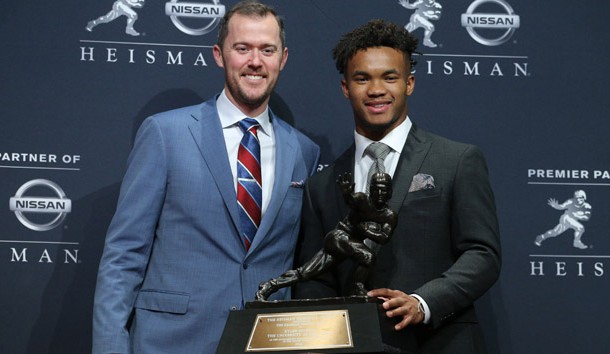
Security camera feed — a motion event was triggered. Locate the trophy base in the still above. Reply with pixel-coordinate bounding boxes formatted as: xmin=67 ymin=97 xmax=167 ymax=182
xmin=216 ymin=296 xmax=415 ymax=353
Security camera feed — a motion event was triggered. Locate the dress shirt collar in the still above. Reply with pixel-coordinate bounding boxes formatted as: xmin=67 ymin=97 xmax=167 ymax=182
xmin=354 ymin=116 xmax=412 ymax=159
xmin=216 ymin=89 xmax=272 ymax=137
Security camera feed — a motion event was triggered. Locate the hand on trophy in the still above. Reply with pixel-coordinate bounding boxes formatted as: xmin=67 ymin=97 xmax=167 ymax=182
xmin=367 ymin=288 xmax=425 ymax=330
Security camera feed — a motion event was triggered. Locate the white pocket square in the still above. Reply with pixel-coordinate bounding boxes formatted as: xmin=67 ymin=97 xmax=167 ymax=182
xmin=409 ymin=173 xmax=435 ymax=192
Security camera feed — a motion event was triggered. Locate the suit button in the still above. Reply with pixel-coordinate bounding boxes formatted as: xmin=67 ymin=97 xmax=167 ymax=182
xmin=230 ymin=306 xmax=238 ymax=311
xmin=243 ymin=263 xmax=248 ymax=269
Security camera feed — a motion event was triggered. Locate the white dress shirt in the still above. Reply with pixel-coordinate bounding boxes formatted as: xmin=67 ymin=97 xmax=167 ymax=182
xmin=353 ymin=117 xmax=412 ymax=193
xmin=217 ymin=90 xmax=275 ymax=216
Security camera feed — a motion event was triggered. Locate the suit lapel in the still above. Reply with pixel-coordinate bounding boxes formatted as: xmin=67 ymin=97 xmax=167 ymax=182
xmin=389 ymin=125 xmax=431 ymax=211
xmin=188 ymin=100 xmax=241 ymax=236
xmin=247 ymin=114 xmax=297 ymax=253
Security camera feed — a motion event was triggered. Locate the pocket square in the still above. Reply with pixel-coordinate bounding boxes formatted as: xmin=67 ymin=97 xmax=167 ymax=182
xmin=290 ymin=180 xmax=305 ymax=188
xmin=409 ymin=173 xmax=435 ymax=192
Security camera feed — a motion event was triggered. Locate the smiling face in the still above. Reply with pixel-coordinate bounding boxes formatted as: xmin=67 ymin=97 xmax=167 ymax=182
xmin=213 ymin=13 xmax=288 ymax=117
xmin=341 ymin=46 xmax=414 ymax=141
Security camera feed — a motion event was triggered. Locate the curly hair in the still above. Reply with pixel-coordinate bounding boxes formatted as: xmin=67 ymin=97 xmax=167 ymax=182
xmin=217 ymin=0 xmax=285 ymax=49
xmin=333 ymin=19 xmax=418 ymax=75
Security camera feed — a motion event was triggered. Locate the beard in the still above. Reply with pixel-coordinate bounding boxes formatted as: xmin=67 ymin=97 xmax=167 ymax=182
xmin=230 ymin=85 xmax=271 ymax=109
xmin=224 ymin=67 xmax=276 ymax=111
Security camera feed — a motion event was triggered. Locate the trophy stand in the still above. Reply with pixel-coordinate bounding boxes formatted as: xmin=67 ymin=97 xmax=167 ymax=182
xmin=216 ymin=296 xmax=416 ymax=353
xmin=217 ymin=174 xmax=411 ymax=353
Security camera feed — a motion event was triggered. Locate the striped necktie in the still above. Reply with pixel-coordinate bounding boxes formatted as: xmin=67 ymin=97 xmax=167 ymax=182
xmin=363 ymin=141 xmax=391 ymax=249
xmin=237 ymin=118 xmax=262 ymax=251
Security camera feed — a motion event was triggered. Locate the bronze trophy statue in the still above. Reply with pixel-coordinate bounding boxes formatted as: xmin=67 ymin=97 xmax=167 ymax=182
xmin=216 ymin=173 xmax=410 ymax=353
xmin=256 ymin=172 xmax=397 ymax=301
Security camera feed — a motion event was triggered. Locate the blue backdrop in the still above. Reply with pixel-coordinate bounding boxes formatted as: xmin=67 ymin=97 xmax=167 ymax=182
xmin=1 ymin=1 xmax=609 ymax=353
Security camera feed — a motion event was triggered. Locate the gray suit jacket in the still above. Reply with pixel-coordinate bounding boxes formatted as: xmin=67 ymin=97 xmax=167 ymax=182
xmin=92 ymin=96 xmax=319 ymax=354
xmin=294 ymin=124 xmax=500 ymax=353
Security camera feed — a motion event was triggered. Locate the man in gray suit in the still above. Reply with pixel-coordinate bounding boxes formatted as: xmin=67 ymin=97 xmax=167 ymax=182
xmin=294 ymin=19 xmax=500 ymax=353
xmin=92 ymin=1 xmax=319 ymax=353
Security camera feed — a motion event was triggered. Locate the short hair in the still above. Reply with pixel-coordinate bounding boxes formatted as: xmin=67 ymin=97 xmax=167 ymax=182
xmin=333 ymin=19 xmax=418 ymax=75
xmin=574 ymin=190 xmax=587 ymax=199
xmin=217 ymin=0 xmax=286 ymax=49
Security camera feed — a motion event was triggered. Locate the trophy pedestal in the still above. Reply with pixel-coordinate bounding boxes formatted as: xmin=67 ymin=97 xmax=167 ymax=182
xmin=216 ymin=296 xmax=415 ymax=353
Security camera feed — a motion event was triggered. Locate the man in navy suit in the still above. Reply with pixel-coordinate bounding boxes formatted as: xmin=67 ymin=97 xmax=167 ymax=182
xmin=92 ymin=1 xmax=319 ymax=353
xmin=294 ymin=20 xmax=500 ymax=353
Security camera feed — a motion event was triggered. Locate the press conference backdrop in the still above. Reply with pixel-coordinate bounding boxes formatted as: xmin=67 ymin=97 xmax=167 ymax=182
xmin=1 ymin=1 xmax=608 ymax=353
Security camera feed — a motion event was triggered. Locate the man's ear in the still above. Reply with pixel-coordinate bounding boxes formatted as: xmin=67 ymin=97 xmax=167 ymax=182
xmin=341 ymin=79 xmax=349 ymax=98
xmin=279 ymin=47 xmax=288 ymax=71
xmin=406 ymin=74 xmax=415 ymax=96
xmin=213 ymin=45 xmax=224 ymax=68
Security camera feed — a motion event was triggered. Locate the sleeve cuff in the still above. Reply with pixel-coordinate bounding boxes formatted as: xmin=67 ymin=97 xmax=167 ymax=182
xmin=410 ymin=293 xmax=431 ymax=324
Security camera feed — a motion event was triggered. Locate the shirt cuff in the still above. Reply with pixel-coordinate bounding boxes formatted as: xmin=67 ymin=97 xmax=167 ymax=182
xmin=410 ymin=293 xmax=431 ymax=324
